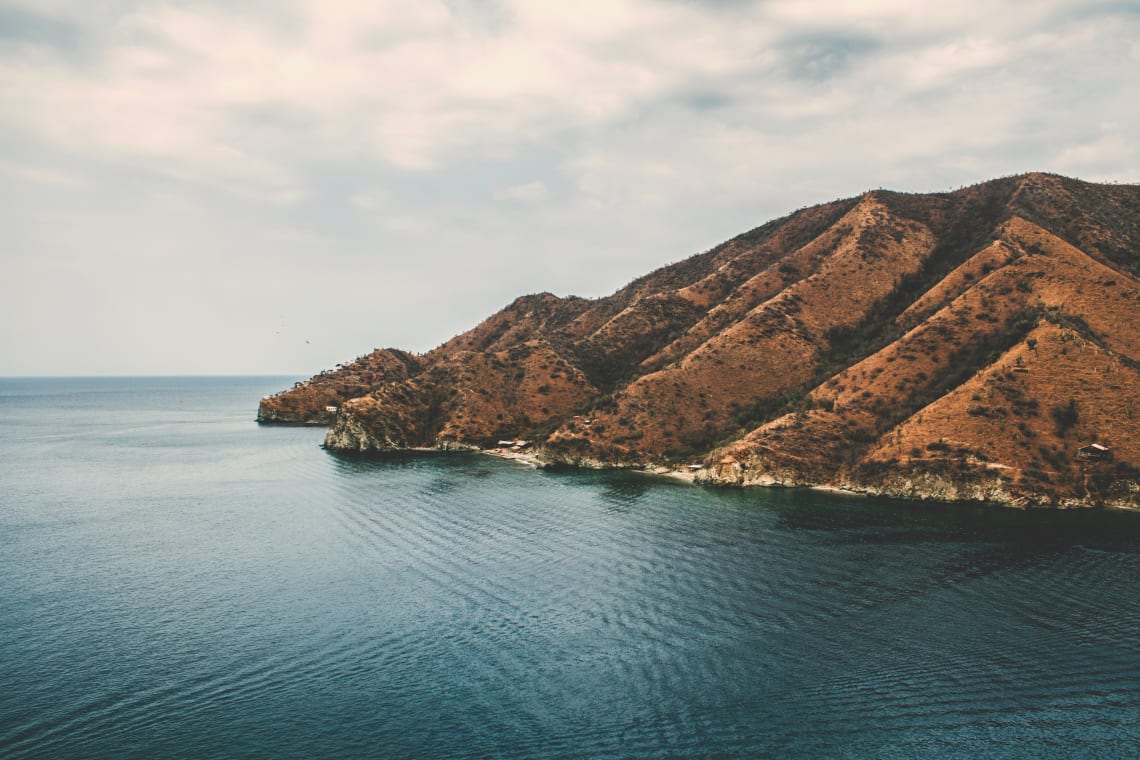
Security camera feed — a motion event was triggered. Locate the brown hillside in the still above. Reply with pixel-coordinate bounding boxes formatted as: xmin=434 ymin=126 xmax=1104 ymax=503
xmin=262 ymin=173 xmax=1140 ymax=508
xmin=257 ymin=348 xmax=421 ymax=424
xmin=860 ymin=322 xmax=1140 ymax=506
xmin=705 ymin=215 xmax=1140 ymax=507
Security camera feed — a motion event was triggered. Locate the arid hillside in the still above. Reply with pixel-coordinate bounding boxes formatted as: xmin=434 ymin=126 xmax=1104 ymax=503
xmin=257 ymin=348 xmax=422 ymax=423
xmin=262 ymin=173 xmax=1139 ymax=508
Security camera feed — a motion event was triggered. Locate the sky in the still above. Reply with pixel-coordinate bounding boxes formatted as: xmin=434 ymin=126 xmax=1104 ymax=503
xmin=2 ymin=1 xmax=1138 ymax=376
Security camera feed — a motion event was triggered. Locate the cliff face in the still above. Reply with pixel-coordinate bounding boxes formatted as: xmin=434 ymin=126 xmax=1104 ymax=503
xmin=264 ymin=173 xmax=1140 ymax=509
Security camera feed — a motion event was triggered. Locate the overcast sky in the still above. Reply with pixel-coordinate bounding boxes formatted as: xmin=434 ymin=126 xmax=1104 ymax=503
xmin=2 ymin=1 xmax=1137 ymax=376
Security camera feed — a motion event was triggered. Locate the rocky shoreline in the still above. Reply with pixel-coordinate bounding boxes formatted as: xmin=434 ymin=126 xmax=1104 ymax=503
xmin=319 ymin=414 xmax=1137 ymax=510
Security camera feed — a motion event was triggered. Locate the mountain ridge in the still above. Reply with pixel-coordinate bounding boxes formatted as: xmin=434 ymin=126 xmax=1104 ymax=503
xmin=259 ymin=173 xmax=1140 ymax=509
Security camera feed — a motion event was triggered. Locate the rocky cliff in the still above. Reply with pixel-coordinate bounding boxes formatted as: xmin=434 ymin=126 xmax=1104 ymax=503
xmin=262 ymin=173 xmax=1140 ymax=508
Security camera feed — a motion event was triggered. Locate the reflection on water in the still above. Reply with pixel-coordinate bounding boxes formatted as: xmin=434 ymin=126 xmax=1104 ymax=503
xmin=3 ymin=378 xmax=1140 ymax=758
xmin=773 ymin=489 xmax=1140 ymax=549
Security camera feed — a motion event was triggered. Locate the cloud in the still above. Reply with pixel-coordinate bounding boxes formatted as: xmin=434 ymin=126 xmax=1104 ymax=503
xmin=1055 ymin=130 xmax=1137 ymax=178
xmin=1 ymin=0 xmax=1138 ymax=373
xmin=0 ymin=159 xmax=86 ymax=188
xmin=4 ymin=1 xmax=1135 ymax=189
xmin=494 ymin=180 xmax=549 ymax=203
xmin=0 ymin=6 xmax=87 ymax=55
xmin=779 ymin=33 xmax=880 ymax=82
xmin=349 ymin=189 xmax=386 ymax=210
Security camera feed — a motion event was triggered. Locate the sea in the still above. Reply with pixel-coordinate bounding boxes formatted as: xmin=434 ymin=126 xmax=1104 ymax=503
xmin=2 ymin=376 xmax=1140 ymax=758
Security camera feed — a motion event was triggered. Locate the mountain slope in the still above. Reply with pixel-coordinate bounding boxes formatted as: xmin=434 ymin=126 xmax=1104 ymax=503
xmin=257 ymin=348 xmax=422 ymax=424
xmin=260 ymin=173 xmax=1140 ymax=508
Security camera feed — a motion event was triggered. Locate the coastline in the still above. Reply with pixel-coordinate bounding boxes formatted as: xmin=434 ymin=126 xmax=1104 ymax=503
xmin=475 ymin=447 xmax=1138 ymax=511
xmin=314 ymin=434 xmax=1137 ymax=512
xmin=481 ymin=447 xmax=542 ymax=468
xmin=479 ymin=446 xmax=702 ymax=482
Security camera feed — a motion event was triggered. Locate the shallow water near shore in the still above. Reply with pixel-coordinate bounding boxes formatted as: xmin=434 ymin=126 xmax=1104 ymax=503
xmin=3 ymin=377 xmax=1140 ymax=758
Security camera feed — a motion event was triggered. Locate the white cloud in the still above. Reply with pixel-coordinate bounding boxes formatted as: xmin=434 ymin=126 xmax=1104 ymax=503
xmin=3 ymin=0 xmax=1133 ymax=191
xmin=349 ymin=189 xmax=387 ymax=210
xmin=0 ymin=1 xmax=768 ymax=187
xmin=0 ymin=160 xmax=86 ymax=188
xmin=494 ymin=180 xmax=549 ymax=203
xmin=1055 ymin=131 xmax=1137 ymax=178
xmin=1 ymin=0 xmax=1138 ymax=372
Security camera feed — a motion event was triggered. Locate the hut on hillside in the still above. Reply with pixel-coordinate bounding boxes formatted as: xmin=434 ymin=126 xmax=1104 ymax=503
xmin=1076 ymin=443 xmax=1112 ymax=461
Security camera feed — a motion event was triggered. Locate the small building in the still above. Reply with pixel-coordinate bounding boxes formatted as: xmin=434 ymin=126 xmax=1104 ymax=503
xmin=1077 ymin=443 xmax=1112 ymax=461
xmin=688 ymin=463 xmax=704 ymax=471
xmin=498 ymin=440 xmax=517 ymax=447
xmin=325 ymin=405 xmax=338 ymax=413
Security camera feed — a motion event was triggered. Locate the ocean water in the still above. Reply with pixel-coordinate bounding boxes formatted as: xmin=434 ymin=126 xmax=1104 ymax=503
xmin=2 ymin=377 xmax=1140 ymax=758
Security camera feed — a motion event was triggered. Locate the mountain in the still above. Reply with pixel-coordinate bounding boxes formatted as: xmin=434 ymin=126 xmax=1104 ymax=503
xmin=260 ymin=173 xmax=1140 ymax=508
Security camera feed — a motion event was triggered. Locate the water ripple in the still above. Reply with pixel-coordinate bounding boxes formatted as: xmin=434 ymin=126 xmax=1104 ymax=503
xmin=4 ymin=380 xmax=1140 ymax=757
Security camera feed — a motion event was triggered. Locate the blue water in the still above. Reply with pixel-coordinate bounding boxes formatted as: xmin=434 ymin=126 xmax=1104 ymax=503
xmin=2 ymin=377 xmax=1140 ymax=758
